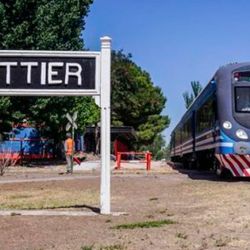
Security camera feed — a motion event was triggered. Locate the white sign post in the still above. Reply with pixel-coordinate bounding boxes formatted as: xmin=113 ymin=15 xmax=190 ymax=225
xmin=0 ymin=36 xmax=112 ymax=214
xmin=100 ymin=37 xmax=111 ymax=214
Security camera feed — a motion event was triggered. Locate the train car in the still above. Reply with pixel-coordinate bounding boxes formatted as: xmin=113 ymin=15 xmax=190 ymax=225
xmin=0 ymin=126 xmax=53 ymax=163
xmin=170 ymin=62 xmax=250 ymax=177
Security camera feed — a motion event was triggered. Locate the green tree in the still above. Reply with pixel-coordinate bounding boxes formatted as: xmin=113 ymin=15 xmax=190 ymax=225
xmin=29 ymin=97 xmax=99 ymax=141
xmin=183 ymin=81 xmax=203 ymax=109
xmin=0 ymin=0 xmax=92 ymax=50
xmin=140 ymin=134 xmax=166 ymax=160
xmin=111 ymin=51 xmax=170 ymax=148
xmin=0 ymin=97 xmax=12 ymax=138
xmin=0 ymin=1 xmax=98 ymax=143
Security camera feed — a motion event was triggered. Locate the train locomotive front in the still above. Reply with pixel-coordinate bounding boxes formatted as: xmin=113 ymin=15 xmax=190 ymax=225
xmin=215 ymin=63 xmax=250 ymax=177
xmin=170 ymin=63 xmax=250 ymax=177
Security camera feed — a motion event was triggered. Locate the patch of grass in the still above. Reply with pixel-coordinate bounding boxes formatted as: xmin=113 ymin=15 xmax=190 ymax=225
xmin=9 ymin=194 xmax=32 ymax=199
xmin=158 ymin=209 xmax=174 ymax=217
xmin=81 ymin=245 xmax=94 ymax=250
xmin=159 ymin=209 xmax=168 ymax=214
xmin=215 ymin=237 xmax=229 ymax=247
xmin=176 ymin=232 xmax=188 ymax=239
xmin=180 ymin=243 xmax=188 ymax=249
xmin=112 ymin=219 xmax=176 ymax=230
xmin=166 ymin=213 xmax=174 ymax=217
xmin=100 ymin=244 xmax=126 ymax=250
xmin=149 ymin=197 xmax=158 ymax=201
xmin=82 ymin=244 xmax=126 ymax=250
xmin=146 ymin=214 xmax=154 ymax=219
xmin=0 ymin=188 xmax=99 ymax=210
xmin=10 ymin=212 xmax=21 ymax=216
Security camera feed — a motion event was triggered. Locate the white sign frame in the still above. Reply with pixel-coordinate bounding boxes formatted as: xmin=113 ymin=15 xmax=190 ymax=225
xmin=0 ymin=50 xmax=101 ymax=96
xmin=0 ymin=37 xmax=112 ymax=214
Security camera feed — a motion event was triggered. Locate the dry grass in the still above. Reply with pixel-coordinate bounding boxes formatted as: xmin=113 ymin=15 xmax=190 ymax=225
xmin=0 ymin=153 xmax=17 ymax=176
xmin=0 ymin=187 xmax=99 ymax=210
xmin=112 ymin=219 xmax=176 ymax=229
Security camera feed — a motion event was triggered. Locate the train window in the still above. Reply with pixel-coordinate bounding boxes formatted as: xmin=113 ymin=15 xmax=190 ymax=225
xmin=170 ymin=134 xmax=175 ymax=149
xmin=182 ymin=117 xmax=192 ymax=142
xmin=175 ymin=128 xmax=182 ymax=146
xmin=234 ymin=71 xmax=250 ymax=82
xmin=196 ymin=95 xmax=216 ymax=133
xmin=235 ymin=87 xmax=250 ymax=112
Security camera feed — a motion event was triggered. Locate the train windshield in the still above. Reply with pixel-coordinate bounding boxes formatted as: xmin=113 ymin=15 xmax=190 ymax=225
xmin=234 ymin=71 xmax=250 ymax=82
xmin=235 ymin=87 xmax=250 ymax=112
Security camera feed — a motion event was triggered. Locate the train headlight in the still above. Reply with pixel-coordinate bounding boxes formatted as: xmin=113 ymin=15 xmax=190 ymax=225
xmin=223 ymin=121 xmax=232 ymax=129
xmin=236 ymin=129 xmax=248 ymax=140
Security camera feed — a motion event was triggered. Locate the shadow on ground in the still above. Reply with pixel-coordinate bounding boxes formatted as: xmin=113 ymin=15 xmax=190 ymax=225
xmin=168 ymin=161 xmax=250 ymax=183
xmin=33 ymin=204 xmax=100 ymax=213
xmin=24 ymin=159 xmax=65 ymax=168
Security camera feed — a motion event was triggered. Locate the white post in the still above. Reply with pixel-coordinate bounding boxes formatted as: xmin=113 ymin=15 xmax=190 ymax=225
xmin=100 ymin=36 xmax=112 ymax=214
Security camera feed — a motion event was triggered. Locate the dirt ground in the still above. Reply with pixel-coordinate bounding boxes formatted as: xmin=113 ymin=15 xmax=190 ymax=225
xmin=1 ymin=161 xmax=250 ymax=250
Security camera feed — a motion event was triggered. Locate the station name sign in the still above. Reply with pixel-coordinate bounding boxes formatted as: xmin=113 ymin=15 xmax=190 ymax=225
xmin=0 ymin=51 xmax=100 ymax=96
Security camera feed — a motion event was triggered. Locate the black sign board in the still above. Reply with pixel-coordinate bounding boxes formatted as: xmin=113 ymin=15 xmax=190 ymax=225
xmin=0 ymin=52 xmax=99 ymax=95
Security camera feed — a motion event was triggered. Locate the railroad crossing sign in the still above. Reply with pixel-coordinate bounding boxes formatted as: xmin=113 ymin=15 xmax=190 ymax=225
xmin=66 ymin=111 xmax=78 ymax=130
xmin=66 ymin=111 xmax=78 ymax=138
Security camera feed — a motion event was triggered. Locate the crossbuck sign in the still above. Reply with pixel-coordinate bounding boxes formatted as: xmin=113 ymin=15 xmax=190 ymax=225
xmin=66 ymin=111 xmax=78 ymax=140
xmin=66 ymin=112 xmax=78 ymax=131
xmin=0 ymin=37 xmax=112 ymax=214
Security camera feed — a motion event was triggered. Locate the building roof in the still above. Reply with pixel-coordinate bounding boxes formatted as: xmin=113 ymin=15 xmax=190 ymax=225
xmin=85 ymin=126 xmax=136 ymax=139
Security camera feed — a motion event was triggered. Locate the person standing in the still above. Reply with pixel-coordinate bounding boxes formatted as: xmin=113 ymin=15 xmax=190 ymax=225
xmin=64 ymin=133 xmax=74 ymax=174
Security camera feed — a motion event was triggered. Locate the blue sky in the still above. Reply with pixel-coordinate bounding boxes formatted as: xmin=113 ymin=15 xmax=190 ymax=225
xmin=83 ymin=0 xmax=250 ymax=143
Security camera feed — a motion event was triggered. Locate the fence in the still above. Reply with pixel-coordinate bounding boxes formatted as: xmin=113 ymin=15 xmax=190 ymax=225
xmin=115 ymin=151 xmax=152 ymax=171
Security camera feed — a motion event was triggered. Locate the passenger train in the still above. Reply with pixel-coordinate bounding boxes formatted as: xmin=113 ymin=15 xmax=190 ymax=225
xmin=170 ymin=63 xmax=250 ymax=177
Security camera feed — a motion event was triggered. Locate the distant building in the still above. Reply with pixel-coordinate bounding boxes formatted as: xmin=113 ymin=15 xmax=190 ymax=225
xmin=84 ymin=126 xmax=136 ymax=158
